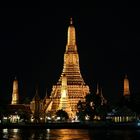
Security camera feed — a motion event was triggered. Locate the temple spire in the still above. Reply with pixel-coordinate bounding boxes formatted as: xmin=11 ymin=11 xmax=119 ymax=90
xmin=96 ymin=83 xmax=100 ymax=95
xmin=66 ymin=17 xmax=77 ymax=50
xmin=30 ymin=86 xmax=42 ymax=123
xmin=44 ymin=88 xmax=48 ymax=98
xmin=123 ymin=74 xmax=130 ymax=96
xmin=11 ymin=77 xmax=19 ymax=105
xmin=59 ymin=74 xmax=68 ymax=109
xmin=70 ymin=17 xmax=73 ymax=25
xmin=46 ymin=18 xmax=90 ymax=118
xmin=60 ymin=74 xmax=68 ymax=99
xmin=32 ymin=87 xmax=40 ymax=101
xmin=100 ymin=87 xmax=107 ymax=105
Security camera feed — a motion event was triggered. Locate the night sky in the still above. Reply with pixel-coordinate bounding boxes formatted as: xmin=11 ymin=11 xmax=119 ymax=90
xmin=0 ymin=2 xmax=140 ymax=105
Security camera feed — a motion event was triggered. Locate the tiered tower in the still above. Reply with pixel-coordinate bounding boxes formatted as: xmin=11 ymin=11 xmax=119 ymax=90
xmin=11 ymin=77 xmax=19 ymax=105
xmin=58 ymin=74 xmax=73 ymax=117
xmin=123 ymin=74 xmax=130 ymax=96
xmin=45 ymin=18 xmax=90 ymax=117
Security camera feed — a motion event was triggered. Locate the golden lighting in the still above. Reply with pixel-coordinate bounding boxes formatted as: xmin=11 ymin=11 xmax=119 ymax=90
xmin=61 ymin=90 xmax=67 ymax=98
xmin=44 ymin=18 xmax=90 ymax=118
xmin=123 ymin=74 xmax=130 ymax=96
xmin=11 ymin=78 xmax=19 ymax=105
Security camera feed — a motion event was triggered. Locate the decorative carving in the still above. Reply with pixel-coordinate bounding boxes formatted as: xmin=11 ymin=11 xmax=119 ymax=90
xmin=45 ymin=18 xmax=90 ymax=118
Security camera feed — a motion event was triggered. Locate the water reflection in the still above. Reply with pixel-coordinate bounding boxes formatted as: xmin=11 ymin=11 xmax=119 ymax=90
xmin=0 ymin=129 xmax=90 ymax=140
xmin=2 ymin=129 xmax=20 ymax=140
xmin=46 ymin=129 xmax=90 ymax=140
xmin=0 ymin=128 xmax=140 ymax=140
xmin=88 ymin=129 xmax=140 ymax=140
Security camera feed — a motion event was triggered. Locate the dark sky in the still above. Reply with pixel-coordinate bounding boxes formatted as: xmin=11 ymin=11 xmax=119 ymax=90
xmin=0 ymin=2 xmax=140 ymax=104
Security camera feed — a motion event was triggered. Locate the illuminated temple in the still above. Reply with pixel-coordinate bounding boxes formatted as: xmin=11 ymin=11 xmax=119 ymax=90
xmin=44 ymin=18 xmax=90 ymax=118
xmin=7 ymin=18 xmax=137 ymax=123
xmin=123 ymin=74 xmax=130 ymax=97
xmin=11 ymin=77 xmax=19 ymax=105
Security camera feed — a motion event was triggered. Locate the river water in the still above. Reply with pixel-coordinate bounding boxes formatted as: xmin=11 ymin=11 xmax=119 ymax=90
xmin=0 ymin=128 xmax=140 ymax=140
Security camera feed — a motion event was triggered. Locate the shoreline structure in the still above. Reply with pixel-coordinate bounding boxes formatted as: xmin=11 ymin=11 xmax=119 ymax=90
xmin=0 ymin=121 xmax=140 ymax=129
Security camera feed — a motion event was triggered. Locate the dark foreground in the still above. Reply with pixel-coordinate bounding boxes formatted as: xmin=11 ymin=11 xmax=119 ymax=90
xmin=0 ymin=121 xmax=140 ymax=129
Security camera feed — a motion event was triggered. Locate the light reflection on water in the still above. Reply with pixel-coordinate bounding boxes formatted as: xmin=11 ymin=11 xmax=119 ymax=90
xmin=2 ymin=129 xmax=20 ymax=140
xmin=0 ymin=129 xmax=90 ymax=140
xmin=0 ymin=128 xmax=140 ymax=140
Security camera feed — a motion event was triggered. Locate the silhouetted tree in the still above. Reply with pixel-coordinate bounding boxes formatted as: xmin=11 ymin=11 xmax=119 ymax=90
xmin=77 ymin=92 xmax=109 ymax=121
xmin=56 ymin=109 xmax=69 ymax=121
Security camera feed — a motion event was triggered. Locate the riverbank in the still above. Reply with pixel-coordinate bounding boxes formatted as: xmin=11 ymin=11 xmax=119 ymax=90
xmin=0 ymin=121 xmax=140 ymax=129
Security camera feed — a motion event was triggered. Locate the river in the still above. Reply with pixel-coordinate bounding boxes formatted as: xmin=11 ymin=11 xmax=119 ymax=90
xmin=0 ymin=128 xmax=140 ymax=140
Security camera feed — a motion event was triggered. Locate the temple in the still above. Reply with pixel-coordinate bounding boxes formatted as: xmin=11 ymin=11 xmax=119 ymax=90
xmin=6 ymin=18 xmax=137 ymax=124
xmin=44 ymin=18 xmax=90 ymax=118
xmin=11 ymin=77 xmax=19 ymax=105
xmin=123 ymin=74 xmax=130 ymax=97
